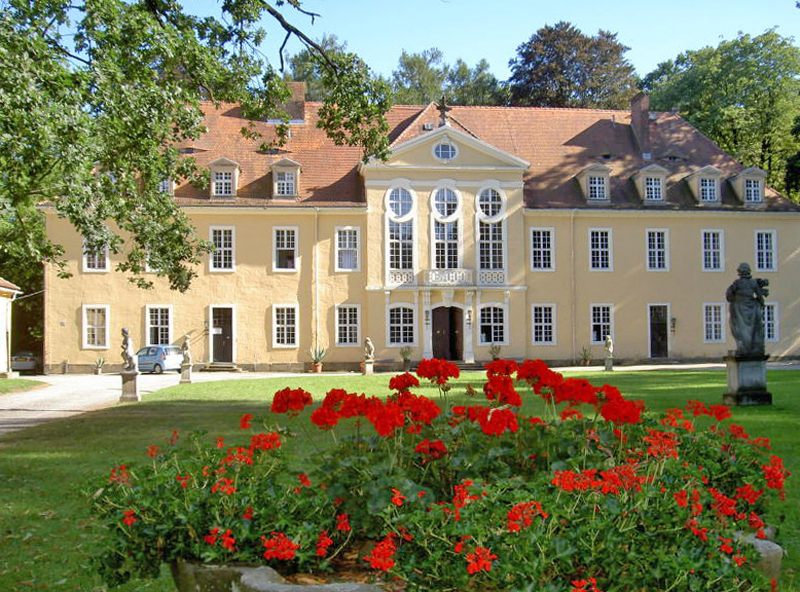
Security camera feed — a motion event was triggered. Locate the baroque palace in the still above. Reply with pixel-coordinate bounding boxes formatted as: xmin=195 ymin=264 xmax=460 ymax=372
xmin=43 ymin=84 xmax=800 ymax=372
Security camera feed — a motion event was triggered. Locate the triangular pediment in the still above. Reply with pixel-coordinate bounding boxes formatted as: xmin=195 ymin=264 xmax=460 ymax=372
xmin=362 ymin=125 xmax=529 ymax=171
xmin=270 ymin=157 xmax=302 ymax=169
xmin=208 ymin=157 xmax=239 ymax=168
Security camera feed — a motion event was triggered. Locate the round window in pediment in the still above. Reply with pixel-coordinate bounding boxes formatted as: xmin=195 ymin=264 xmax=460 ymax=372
xmin=434 ymin=141 xmax=458 ymax=161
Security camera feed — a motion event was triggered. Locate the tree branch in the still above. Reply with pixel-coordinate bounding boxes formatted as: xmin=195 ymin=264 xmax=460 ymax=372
xmin=263 ymin=3 xmax=337 ymax=71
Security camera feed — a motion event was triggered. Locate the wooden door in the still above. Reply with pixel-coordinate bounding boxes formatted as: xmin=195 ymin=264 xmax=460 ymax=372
xmin=212 ymin=307 xmax=233 ymax=363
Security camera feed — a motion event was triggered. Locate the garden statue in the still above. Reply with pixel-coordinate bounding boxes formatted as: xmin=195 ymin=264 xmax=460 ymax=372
xmin=120 ymin=328 xmax=137 ymax=372
xmin=604 ymin=335 xmax=613 ymax=358
xmin=726 ymin=263 xmax=769 ymax=357
xmin=181 ymin=335 xmax=192 ymax=365
xmin=364 ymin=337 xmax=375 ymax=362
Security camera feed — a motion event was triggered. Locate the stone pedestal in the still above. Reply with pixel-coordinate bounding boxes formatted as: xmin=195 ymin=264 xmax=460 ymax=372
xmin=604 ymin=356 xmax=613 ymax=371
xmin=119 ymin=370 xmax=140 ymax=402
xmin=723 ymin=354 xmax=771 ymax=406
xmin=180 ymin=363 xmax=193 ymax=384
xmin=363 ymin=361 xmax=374 ymax=376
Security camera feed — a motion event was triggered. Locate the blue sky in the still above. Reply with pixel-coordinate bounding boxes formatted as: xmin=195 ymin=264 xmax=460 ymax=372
xmin=193 ymin=0 xmax=799 ymax=80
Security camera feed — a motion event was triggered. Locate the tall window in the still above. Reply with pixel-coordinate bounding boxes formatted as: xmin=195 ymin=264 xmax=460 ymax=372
xmin=589 ymin=229 xmax=612 ymax=270
xmin=273 ymin=305 xmax=297 ymax=347
xmin=336 ymin=305 xmax=360 ymax=346
xmin=388 ymin=306 xmax=415 ymax=345
xmin=479 ymin=306 xmax=505 ymax=345
xmin=476 ymin=188 xmax=505 ymax=276
xmin=274 ymin=227 xmax=297 ymax=271
xmin=590 ymin=305 xmax=612 ymax=344
xmin=755 ymin=230 xmax=776 ymax=271
xmin=210 ymin=227 xmax=235 ymax=271
xmin=212 ymin=171 xmax=233 ymax=196
xmin=644 ymin=177 xmax=663 ymax=201
xmin=335 ymin=228 xmax=359 ymax=271
xmin=532 ymin=305 xmax=555 ymax=345
xmin=83 ymin=305 xmax=109 ymax=349
xmin=477 ymin=189 xmax=503 ymax=218
xmin=703 ymin=304 xmax=725 ymax=342
xmin=530 ymin=228 xmax=554 ymax=271
xmin=434 ymin=221 xmax=459 ymax=269
xmin=588 ymin=176 xmax=607 ymax=200
xmin=83 ymin=240 xmax=109 ymax=272
xmin=478 ymin=222 xmax=503 ymax=270
xmin=745 ymin=179 xmax=762 ymax=203
xmin=699 ymin=178 xmax=717 ymax=202
xmin=276 ymin=171 xmax=296 ymax=196
xmin=146 ymin=306 xmax=171 ymax=346
xmin=763 ymin=303 xmax=778 ymax=342
xmin=386 ymin=187 xmax=415 ymax=275
xmin=702 ymin=230 xmax=724 ymax=271
xmin=646 ymin=230 xmax=668 ymax=271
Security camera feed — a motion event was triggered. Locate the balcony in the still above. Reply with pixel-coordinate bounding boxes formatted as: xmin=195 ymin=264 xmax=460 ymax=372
xmin=424 ymin=268 xmax=473 ymax=286
xmin=388 ymin=268 xmax=507 ymax=288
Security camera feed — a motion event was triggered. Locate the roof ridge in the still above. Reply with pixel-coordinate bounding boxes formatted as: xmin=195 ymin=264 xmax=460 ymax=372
xmin=390 ymin=103 xmax=437 ymax=148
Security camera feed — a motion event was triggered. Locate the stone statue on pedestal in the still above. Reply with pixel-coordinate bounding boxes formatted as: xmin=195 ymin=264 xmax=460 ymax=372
xmin=121 ymin=328 xmax=137 ymax=372
xmin=726 ymin=263 xmax=769 ymax=357
xmin=364 ymin=337 xmax=375 ymax=362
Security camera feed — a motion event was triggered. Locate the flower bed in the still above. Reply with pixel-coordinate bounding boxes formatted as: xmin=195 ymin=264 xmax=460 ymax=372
xmin=91 ymin=359 xmax=790 ymax=591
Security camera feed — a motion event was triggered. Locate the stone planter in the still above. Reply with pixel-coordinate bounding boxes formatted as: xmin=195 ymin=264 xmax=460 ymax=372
xmin=310 ymin=363 xmax=323 ymax=373
xmin=170 ymin=561 xmax=384 ymax=592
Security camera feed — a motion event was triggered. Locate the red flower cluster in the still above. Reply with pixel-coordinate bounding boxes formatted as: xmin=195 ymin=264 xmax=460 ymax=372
xmin=239 ymin=414 xmax=253 ymax=429
xmin=685 ymin=400 xmax=731 ymax=421
xmin=643 ymin=429 xmax=679 ymax=459
xmin=483 ymin=374 xmax=521 ymax=407
xmin=250 ymin=432 xmax=281 ymax=451
xmin=336 ymin=513 xmax=350 ymax=531
xmin=147 ymin=445 xmax=159 ymax=458
xmin=363 ymin=534 xmax=397 ymax=571
xmin=122 ymin=509 xmax=138 ymax=526
xmin=262 ymin=532 xmax=300 ymax=561
xmin=416 ymin=358 xmax=460 ymax=386
xmin=762 ymin=455 xmax=790 ymax=499
xmin=388 ymin=372 xmax=419 ymax=392
xmin=175 ymin=474 xmax=191 ymax=489
xmin=108 ymin=464 xmax=131 ymax=486
xmin=517 ymin=358 xmax=563 ymax=394
xmin=211 ymin=477 xmax=236 ymax=495
xmin=507 ymin=501 xmax=548 ymax=532
xmin=571 ymin=577 xmax=602 ymax=592
xmin=316 ymin=530 xmax=333 ymax=557
xmin=298 ymin=473 xmax=311 ymax=487
xmin=390 ymin=488 xmax=407 ymax=507
xmin=414 ymin=438 xmax=448 ymax=461
xmin=552 ymin=466 xmax=647 ymax=496
xmin=465 ymin=546 xmax=497 ymax=574
xmin=221 ymin=446 xmax=254 ymax=466
xmin=271 ymin=387 xmax=313 ymax=415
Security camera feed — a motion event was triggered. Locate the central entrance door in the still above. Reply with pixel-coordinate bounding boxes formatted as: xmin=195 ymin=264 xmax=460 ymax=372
xmin=649 ymin=305 xmax=669 ymax=359
xmin=211 ymin=307 xmax=233 ymax=363
xmin=432 ymin=307 xmax=463 ymax=361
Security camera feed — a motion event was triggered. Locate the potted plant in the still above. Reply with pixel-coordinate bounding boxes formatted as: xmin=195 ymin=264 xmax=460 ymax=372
xmin=308 ymin=346 xmax=327 ymax=373
xmin=94 ymin=357 xmax=105 ymax=375
xmin=488 ymin=344 xmax=501 ymax=360
xmin=579 ymin=345 xmax=592 ymax=366
xmin=399 ymin=347 xmax=412 ymax=371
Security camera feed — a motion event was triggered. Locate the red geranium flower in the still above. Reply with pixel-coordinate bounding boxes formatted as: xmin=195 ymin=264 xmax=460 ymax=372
xmin=122 ymin=509 xmax=138 ymax=526
xmin=336 ymin=513 xmax=351 ymax=532
xmin=390 ymin=488 xmax=407 ymax=507
xmin=316 ymin=530 xmax=333 ymax=557
xmin=271 ymin=387 xmax=313 ymax=415
xmin=239 ymin=413 xmax=253 ymax=430
xmin=262 ymin=532 xmax=299 ymax=561
xmin=363 ymin=534 xmax=397 ymax=571
xmin=416 ymin=358 xmax=460 ymax=386
xmin=466 ymin=546 xmax=497 ymax=574
xmin=389 ymin=372 xmax=420 ymax=392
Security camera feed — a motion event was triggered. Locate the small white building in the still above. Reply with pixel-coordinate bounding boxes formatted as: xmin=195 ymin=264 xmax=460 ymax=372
xmin=0 ymin=277 xmax=21 ymax=377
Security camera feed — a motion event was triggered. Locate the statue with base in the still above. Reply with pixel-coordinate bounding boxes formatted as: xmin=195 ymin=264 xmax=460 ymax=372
xmin=363 ymin=337 xmax=375 ymax=375
xmin=119 ymin=328 xmax=140 ymax=402
xmin=723 ymin=263 xmax=771 ymax=406
xmin=604 ymin=335 xmax=614 ymax=371
xmin=180 ymin=335 xmax=193 ymax=384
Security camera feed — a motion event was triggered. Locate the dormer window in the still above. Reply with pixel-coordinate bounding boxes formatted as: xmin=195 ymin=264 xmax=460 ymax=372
xmin=686 ymin=165 xmax=722 ymax=205
xmin=208 ymin=158 xmax=240 ymax=198
xmin=576 ymin=164 xmax=611 ymax=202
xmin=270 ymin=158 xmax=301 ymax=199
xmin=433 ymin=141 xmax=458 ymax=162
xmin=730 ymin=167 xmax=767 ymax=206
xmin=632 ymin=164 xmax=669 ymax=203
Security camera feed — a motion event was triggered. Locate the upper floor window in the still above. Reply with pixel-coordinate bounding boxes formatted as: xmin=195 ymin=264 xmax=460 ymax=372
xmin=588 ymin=176 xmax=607 ymax=200
xmin=274 ymin=227 xmax=298 ymax=271
xmin=477 ymin=188 xmax=504 ymax=219
xmin=433 ymin=141 xmax=458 ymax=162
xmin=530 ymin=228 xmax=554 ymax=271
xmin=209 ymin=158 xmax=239 ymax=198
xmin=270 ymin=158 xmax=301 ymax=198
xmin=700 ymin=178 xmax=717 ymax=202
xmin=158 ymin=179 xmax=174 ymax=195
xmin=645 ymin=177 xmax=663 ymax=201
xmin=755 ymin=230 xmax=776 ymax=272
xmin=589 ymin=229 xmax=612 ymax=271
xmin=633 ymin=164 xmax=669 ymax=203
xmin=745 ymin=179 xmax=762 ymax=203
xmin=434 ymin=221 xmax=459 ymax=269
xmin=83 ymin=305 xmax=110 ymax=349
xmin=385 ymin=185 xmax=416 ymax=279
xmin=213 ymin=171 xmax=233 ymax=196
xmin=433 ymin=188 xmax=459 ymax=218
xmin=702 ymin=230 xmax=724 ymax=272
xmin=276 ymin=172 xmax=296 ymax=196
xmin=210 ymin=226 xmax=235 ymax=271
xmin=646 ymin=229 xmax=669 ymax=271
xmin=732 ymin=167 xmax=766 ymax=205
xmin=83 ymin=239 xmax=109 ymax=272
xmin=478 ymin=221 xmax=503 ymax=270
xmin=576 ymin=164 xmax=611 ymax=202
xmin=335 ymin=227 xmax=360 ymax=272
xmin=687 ymin=166 xmax=722 ymax=204
xmin=388 ymin=187 xmax=414 ymax=219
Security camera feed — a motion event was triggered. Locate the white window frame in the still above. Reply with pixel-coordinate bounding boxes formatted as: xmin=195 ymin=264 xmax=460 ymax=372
xmin=209 ymin=226 xmax=236 ymax=272
xmin=701 ymin=229 xmax=725 ymax=272
xmin=335 ymin=304 xmax=361 ymax=347
xmin=646 ymin=228 xmax=670 ymax=272
xmin=644 ymin=176 xmax=663 ymax=201
xmin=589 ymin=228 xmax=613 ymax=271
xmin=478 ymin=303 xmax=508 ymax=346
xmin=745 ymin=178 xmax=763 ymax=204
xmin=387 ymin=303 xmax=417 ymax=347
xmin=272 ymin=304 xmax=298 ymax=348
xmin=275 ymin=171 xmax=296 ymax=196
xmin=587 ymin=175 xmax=607 ymax=200
xmin=699 ymin=177 xmax=718 ymax=202
xmin=703 ymin=303 xmax=726 ymax=343
xmin=82 ymin=239 xmax=109 ymax=273
xmin=430 ymin=185 xmax=462 ymax=270
xmin=474 ymin=185 xmax=507 ymax=274
xmin=212 ymin=170 xmax=234 ymax=197
xmin=145 ymin=305 xmax=173 ymax=346
xmin=531 ymin=304 xmax=557 ymax=346
xmin=384 ymin=184 xmax=417 ymax=282
xmin=432 ymin=141 xmax=458 ymax=162
xmin=763 ymin=302 xmax=779 ymax=343
xmin=530 ymin=227 xmax=555 ymax=272
xmin=335 ymin=227 xmax=360 ymax=272
xmin=273 ymin=226 xmax=299 ymax=272
xmin=755 ymin=230 xmax=777 ymax=272
xmin=82 ymin=304 xmax=110 ymax=350
xmin=590 ymin=304 xmax=613 ymax=345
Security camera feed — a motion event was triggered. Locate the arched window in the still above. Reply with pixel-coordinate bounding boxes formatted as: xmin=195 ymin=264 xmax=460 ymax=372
xmin=476 ymin=187 xmax=506 ymax=276
xmin=385 ymin=185 xmax=417 ymax=285
xmin=431 ymin=187 xmax=461 ymax=269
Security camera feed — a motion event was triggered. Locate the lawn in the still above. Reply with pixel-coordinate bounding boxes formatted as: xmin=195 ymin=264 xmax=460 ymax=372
xmin=0 ymin=378 xmax=46 ymax=395
xmin=0 ymin=368 xmax=796 ymax=591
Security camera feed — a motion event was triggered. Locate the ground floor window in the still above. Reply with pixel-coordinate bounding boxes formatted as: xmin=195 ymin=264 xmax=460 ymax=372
xmin=532 ymin=305 xmax=555 ymax=345
xmin=590 ymin=304 xmax=612 ymax=344
xmin=703 ymin=303 xmax=725 ymax=343
xmin=146 ymin=306 xmax=171 ymax=346
xmin=273 ymin=305 xmax=298 ymax=347
xmin=763 ymin=303 xmax=778 ymax=342
xmin=83 ymin=305 xmax=109 ymax=349
xmin=479 ymin=305 xmax=505 ymax=345
xmin=336 ymin=305 xmax=360 ymax=346
xmin=388 ymin=306 xmax=415 ymax=346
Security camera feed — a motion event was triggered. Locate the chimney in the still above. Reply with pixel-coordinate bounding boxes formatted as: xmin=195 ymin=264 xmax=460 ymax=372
xmin=630 ymin=93 xmax=651 ymax=160
xmin=284 ymin=81 xmax=306 ymax=122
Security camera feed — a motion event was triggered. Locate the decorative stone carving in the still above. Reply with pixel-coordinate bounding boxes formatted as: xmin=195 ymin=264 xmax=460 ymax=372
xmin=726 ymin=262 xmax=769 ymax=357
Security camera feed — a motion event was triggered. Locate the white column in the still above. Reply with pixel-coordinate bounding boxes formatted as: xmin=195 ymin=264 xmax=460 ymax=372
xmin=422 ymin=290 xmax=433 ymax=358
xmin=464 ymin=290 xmax=475 ymax=363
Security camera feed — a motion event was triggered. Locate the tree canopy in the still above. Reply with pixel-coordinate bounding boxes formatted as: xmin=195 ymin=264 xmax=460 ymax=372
xmin=507 ymin=21 xmax=638 ymax=109
xmin=642 ymin=29 xmax=800 ymax=199
xmin=0 ymin=0 xmax=390 ymax=294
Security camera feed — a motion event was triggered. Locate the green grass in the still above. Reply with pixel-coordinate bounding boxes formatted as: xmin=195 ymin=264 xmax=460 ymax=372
xmin=0 ymin=378 xmax=46 ymax=395
xmin=0 ymin=370 xmax=797 ymax=591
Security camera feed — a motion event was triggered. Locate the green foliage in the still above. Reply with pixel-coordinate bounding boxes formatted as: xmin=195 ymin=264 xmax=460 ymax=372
xmin=643 ymin=29 xmax=800 ymax=199
xmin=286 ymin=34 xmax=349 ymax=101
xmin=508 ymin=21 xmax=638 ymax=109
xmin=0 ymin=1 xmax=390 ymax=292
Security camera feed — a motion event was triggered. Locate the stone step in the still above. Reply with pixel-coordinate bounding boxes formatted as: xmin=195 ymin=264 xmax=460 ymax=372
xmin=200 ymin=363 xmax=243 ymax=372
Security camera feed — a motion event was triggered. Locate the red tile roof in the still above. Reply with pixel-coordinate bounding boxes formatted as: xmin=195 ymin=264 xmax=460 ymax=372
xmin=0 ymin=277 xmax=21 ymax=294
xmin=173 ymin=100 xmax=796 ymax=212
